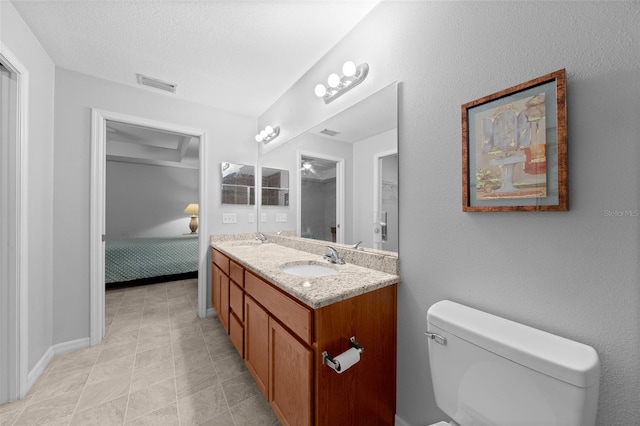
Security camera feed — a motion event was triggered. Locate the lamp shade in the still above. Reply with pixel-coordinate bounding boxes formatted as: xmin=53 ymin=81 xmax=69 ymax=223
xmin=184 ymin=203 xmax=199 ymax=215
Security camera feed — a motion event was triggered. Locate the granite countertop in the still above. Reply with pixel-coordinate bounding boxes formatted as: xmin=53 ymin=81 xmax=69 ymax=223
xmin=211 ymin=239 xmax=399 ymax=309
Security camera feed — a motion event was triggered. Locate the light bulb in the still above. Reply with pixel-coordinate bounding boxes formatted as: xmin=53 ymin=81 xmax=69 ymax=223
xmin=260 ymin=130 xmax=268 ymax=139
xmin=328 ymin=73 xmax=341 ymax=88
xmin=342 ymin=61 xmax=356 ymax=77
xmin=255 ymin=134 xmax=263 ymax=142
xmin=315 ymin=84 xmax=326 ymax=97
xmin=265 ymin=125 xmax=273 ymax=135
xmin=303 ymin=161 xmax=312 ymax=170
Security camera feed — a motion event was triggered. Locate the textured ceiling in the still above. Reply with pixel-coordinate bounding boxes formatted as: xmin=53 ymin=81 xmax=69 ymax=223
xmin=11 ymin=0 xmax=380 ymax=117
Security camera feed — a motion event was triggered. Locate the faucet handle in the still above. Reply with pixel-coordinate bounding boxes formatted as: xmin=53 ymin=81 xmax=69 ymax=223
xmin=324 ymin=246 xmax=345 ymax=265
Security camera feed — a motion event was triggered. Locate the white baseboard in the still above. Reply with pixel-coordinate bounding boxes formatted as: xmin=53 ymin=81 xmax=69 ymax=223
xmin=53 ymin=337 xmax=91 ymax=355
xmin=207 ymin=307 xmax=215 ymax=317
xmin=26 ymin=337 xmax=92 ymax=391
xmin=27 ymin=346 xmax=54 ymax=390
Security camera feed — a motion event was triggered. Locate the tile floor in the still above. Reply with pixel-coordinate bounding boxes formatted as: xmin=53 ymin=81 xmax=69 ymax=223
xmin=0 ymin=279 xmax=279 ymax=426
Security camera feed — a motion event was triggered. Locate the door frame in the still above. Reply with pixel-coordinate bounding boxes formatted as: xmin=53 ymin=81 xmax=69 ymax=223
xmin=296 ymin=150 xmax=345 ymax=244
xmin=373 ymin=150 xmax=398 ymax=250
xmin=90 ymin=109 xmax=208 ymax=345
xmin=373 ymin=149 xmax=398 ymax=222
xmin=0 ymin=42 xmax=29 ymax=401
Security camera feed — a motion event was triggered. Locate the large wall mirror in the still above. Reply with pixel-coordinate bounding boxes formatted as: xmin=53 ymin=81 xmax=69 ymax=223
xmin=258 ymin=82 xmax=398 ymax=253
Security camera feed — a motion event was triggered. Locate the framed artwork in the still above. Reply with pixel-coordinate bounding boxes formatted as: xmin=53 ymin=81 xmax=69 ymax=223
xmin=462 ymin=69 xmax=567 ymax=212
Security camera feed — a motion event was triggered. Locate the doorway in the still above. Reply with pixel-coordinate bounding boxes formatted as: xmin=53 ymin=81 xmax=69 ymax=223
xmin=90 ymin=110 xmax=208 ymax=345
xmin=0 ymin=48 xmax=28 ymax=404
xmin=374 ymin=152 xmax=398 ymax=252
xmin=297 ymin=152 xmax=344 ymax=244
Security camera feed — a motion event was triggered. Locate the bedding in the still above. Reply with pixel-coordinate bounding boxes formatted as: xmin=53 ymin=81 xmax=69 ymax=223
xmin=106 ymin=235 xmax=198 ymax=284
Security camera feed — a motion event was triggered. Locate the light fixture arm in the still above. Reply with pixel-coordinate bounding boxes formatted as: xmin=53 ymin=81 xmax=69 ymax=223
xmin=320 ymin=62 xmax=369 ymax=104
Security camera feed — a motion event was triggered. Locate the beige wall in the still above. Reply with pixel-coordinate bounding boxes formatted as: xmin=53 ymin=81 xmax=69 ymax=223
xmin=260 ymin=2 xmax=640 ymax=425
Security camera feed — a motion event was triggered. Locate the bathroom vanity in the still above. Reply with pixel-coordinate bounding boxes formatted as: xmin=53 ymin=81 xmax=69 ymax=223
xmin=210 ymin=234 xmax=399 ymax=426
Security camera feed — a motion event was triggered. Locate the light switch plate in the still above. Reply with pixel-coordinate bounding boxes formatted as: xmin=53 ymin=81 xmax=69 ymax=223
xmin=276 ymin=213 xmax=287 ymax=223
xmin=260 ymin=213 xmax=267 ymax=223
xmin=248 ymin=213 xmax=255 ymax=223
xmin=222 ymin=213 xmax=237 ymax=224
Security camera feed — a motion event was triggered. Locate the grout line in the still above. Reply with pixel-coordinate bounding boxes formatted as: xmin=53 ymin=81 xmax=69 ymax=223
xmin=2 ymin=404 xmax=26 ymax=426
xmin=66 ymin=290 xmax=126 ymax=426
xmin=171 ymin=282 xmax=183 ymax=426
xmin=199 ymin=296 xmax=236 ymax=425
xmin=121 ymin=285 xmax=146 ymax=426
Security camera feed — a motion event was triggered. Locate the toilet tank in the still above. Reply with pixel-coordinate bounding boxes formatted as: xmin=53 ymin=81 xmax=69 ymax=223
xmin=426 ymin=300 xmax=600 ymax=426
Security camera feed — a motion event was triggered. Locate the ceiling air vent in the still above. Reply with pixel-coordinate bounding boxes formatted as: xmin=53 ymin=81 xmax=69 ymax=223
xmin=136 ymin=74 xmax=177 ymax=93
xmin=319 ymin=128 xmax=340 ymax=137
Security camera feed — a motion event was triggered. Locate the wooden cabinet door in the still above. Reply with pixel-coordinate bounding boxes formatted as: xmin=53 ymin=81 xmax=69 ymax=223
xmin=212 ymin=263 xmax=230 ymax=333
xmin=229 ymin=311 xmax=244 ymax=357
xmin=219 ymin=272 xmax=230 ymax=333
xmin=229 ymin=281 xmax=244 ymax=321
xmin=269 ymin=319 xmax=312 ymax=426
xmin=211 ymin=263 xmax=220 ymax=316
xmin=245 ymin=296 xmax=269 ymax=397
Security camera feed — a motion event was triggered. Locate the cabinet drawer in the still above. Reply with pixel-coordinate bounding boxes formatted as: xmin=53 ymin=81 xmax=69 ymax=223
xmin=230 ymin=260 xmax=244 ymax=286
xmin=229 ymin=312 xmax=244 ymax=358
xmin=212 ymin=249 xmax=229 ymax=275
xmin=230 ymin=280 xmax=244 ymax=321
xmin=245 ymin=271 xmax=312 ymax=344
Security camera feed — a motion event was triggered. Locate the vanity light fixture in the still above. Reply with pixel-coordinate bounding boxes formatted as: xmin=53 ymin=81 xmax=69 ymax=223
xmin=255 ymin=125 xmax=280 ymax=144
xmin=314 ymin=61 xmax=369 ymax=104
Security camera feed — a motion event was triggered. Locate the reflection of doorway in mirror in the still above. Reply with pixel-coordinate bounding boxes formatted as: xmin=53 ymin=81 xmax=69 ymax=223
xmin=375 ymin=153 xmax=398 ymax=252
xmin=298 ymin=154 xmax=343 ymax=243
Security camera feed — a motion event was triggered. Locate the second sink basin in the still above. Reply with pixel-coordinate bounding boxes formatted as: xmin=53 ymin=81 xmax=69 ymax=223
xmin=281 ymin=262 xmax=338 ymax=278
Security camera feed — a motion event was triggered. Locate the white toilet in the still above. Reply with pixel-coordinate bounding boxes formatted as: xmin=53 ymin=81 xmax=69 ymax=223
xmin=426 ymin=300 xmax=600 ymax=426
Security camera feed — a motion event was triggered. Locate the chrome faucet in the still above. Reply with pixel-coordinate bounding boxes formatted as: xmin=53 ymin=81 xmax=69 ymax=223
xmin=351 ymin=241 xmax=363 ymax=250
xmin=323 ymin=246 xmax=345 ymax=265
xmin=256 ymin=232 xmax=268 ymax=243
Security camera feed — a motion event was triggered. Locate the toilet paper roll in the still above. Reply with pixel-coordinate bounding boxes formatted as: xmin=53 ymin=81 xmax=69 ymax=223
xmin=334 ymin=347 xmax=360 ymax=374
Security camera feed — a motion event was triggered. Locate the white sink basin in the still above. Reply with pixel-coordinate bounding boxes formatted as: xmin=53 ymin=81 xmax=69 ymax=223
xmin=281 ymin=263 xmax=338 ymax=278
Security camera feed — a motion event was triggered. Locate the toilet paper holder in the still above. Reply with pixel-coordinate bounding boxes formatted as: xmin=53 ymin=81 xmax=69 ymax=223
xmin=322 ymin=336 xmax=364 ymax=373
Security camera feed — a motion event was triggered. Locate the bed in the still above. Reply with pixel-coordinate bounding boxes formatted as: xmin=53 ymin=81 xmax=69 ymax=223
xmin=106 ymin=235 xmax=198 ymax=285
